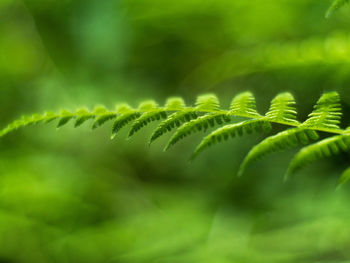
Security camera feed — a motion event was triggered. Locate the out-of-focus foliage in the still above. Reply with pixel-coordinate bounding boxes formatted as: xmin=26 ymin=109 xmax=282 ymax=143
xmin=1 ymin=0 xmax=350 ymax=262
xmin=326 ymin=0 xmax=349 ymax=18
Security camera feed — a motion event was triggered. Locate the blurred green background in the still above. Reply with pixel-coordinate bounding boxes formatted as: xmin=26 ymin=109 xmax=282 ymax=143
xmin=1 ymin=0 xmax=350 ymax=262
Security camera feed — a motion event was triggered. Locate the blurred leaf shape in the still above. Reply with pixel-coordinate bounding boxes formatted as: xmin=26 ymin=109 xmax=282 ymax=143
xmin=326 ymin=0 xmax=349 ymax=18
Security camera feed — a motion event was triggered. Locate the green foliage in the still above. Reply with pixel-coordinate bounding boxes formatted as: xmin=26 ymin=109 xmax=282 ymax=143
xmin=111 ymin=112 xmax=141 ymax=139
xmin=74 ymin=108 xmax=95 ymax=128
xmin=238 ymin=128 xmax=319 ymax=177
xmin=165 ymin=113 xmax=230 ymax=151
xmin=265 ymin=92 xmax=299 ymax=125
xmin=149 ymin=110 xmax=198 ymax=145
xmin=191 ymin=120 xmax=272 ymax=161
xmin=91 ymin=106 xmax=117 ymax=129
xmin=195 ymin=93 xmax=221 ymax=111
xmin=238 ymin=92 xmax=341 ymax=176
xmin=286 ymin=129 xmax=350 ymax=179
xmin=229 ymin=92 xmax=260 ymax=118
xmin=303 ymin=91 xmax=342 ymax=130
xmin=326 ymin=0 xmax=349 ymax=18
xmin=338 ymin=167 xmax=350 ymax=188
xmin=1 ymin=91 xmax=349 ymax=183
xmin=128 ymin=110 xmax=167 ymax=138
xmin=3 ymin=1 xmax=350 ymax=262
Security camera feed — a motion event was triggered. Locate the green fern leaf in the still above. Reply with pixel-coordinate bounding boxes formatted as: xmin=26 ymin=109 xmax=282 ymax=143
xmin=238 ymin=128 xmax=319 ymax=176
xmin=303 ymin=91 xmax=342 ymax=130
xmin=326 ymin=0 xmax=349 ymax=18
xmin=111 ymin=113 xmax=141 ymax=139
xmin=74 ymin=108 xmax=95 ymax=127
xmin=230 ymin=91 xmax=260 ymax=118
xmin=110 ymin=104 xmax=142 ymax=139
xmin=0 ymin=112 xmax=52 ymax=137
xmin=149 ymin=110 xmax=198 ymax=144
xmin=91 ymin=106 xmax=117 ymax=129
xmin=138 ymin=100 xmax=159 ymax=111
xmin=195 ymin=94 xmax=220 ymax=111
xmin=25 ymin=113 xmax=47 ymax=124
xmin=238 ymin=92 xmax=344 ymax=176
xmin=43 ymin=112 xmax=60 ymax=123
xmin=57 ymin=110 xmax=74 ymax=128
xmin=191 ymin=120 xmax=272 ymax=160
xmin=164 ymin=97 xmax=186 ymax=110
xmin=164 ymin=113 xmax=231 ymax=151
xmin=92 ymin=113 xmax=116 ymax=129
xmin=265 ymin=92 xmax=299 ymax=125
xmin=126 ymin=99 xmax=170 ymax=138
xmin=286 ymin=130 xmax=350 ymax=179
xmin=1 ymin=90 xmax=348 ymax=179
xmin=128 ymin=110 xmax=167 ymax=138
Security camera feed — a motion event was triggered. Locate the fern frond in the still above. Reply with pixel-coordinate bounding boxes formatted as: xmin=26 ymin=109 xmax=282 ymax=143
xmin=195 ymin=94 xmax=220 ymax=111
xmin=286 ymin=130 xmax=350 ymax=179
xmin=303 ymin=91 xmax=342 ymax=130
xmin=0 ymin=112 xmax=57 ymax=137
xmin=164 ymin=113 xmax=231 ymax=151
xmin=191 ymin=120 xmax=272 ymax=160
xmin=238 ymin=128 xmax=319 ymax=177
xmin=238 ymin=92 xmax=344 ymax=176
xmin=265 ymin=92 xmax=299 ymax=125
xmin=1 ymin=91 xmax=349 ymax=182
xmin=229 ymin=92 xmax=260 ymax=118
xmin=326 ymin=0 xmax=349 ymax=18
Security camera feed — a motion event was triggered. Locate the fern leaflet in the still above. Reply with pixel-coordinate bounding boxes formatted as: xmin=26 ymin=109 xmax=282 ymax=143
xmin=195 ymin=94 xmax=221 ymax=111
xmin=191 ymin=120 xmax=272 ymax=160
xmin=265 ymin=92 xmax=299 ymax=125
xmin=149 ymin=110 xmax=198 ymax=144
xmin=229 ymin=92 xmax=260 ymax=118
xmin=74 ymin=108 xmax=95 ymax=128
xmin=238 ymin=128 xmax=319 ymax=177
xmin=286 ymin=130 xmax=350 ymax=179
xmin=164 ymin=113 xmax=231 ymax=151
xmin=303 ymin=91 xmax=342 ymax=130
xmin=128 ymin=110 xmax=167 ymax=138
